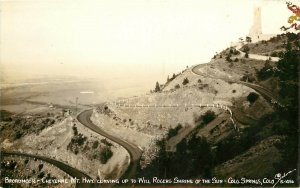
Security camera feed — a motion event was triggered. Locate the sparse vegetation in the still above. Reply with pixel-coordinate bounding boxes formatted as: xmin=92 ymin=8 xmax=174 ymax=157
xmin=67 ymin=128 xmax=114 ymax=163
xmin=166 ymin=124 xmax=182 ymax=140
xmin=0 ymin=114 xmax=56 ymax=142
xmin=182 ymin=78 xmax=189 ymax=85
xmin=67 ymin=132 xmax=88 ymax=155
xmin=2 ymin=157 xmax=63 ymax=187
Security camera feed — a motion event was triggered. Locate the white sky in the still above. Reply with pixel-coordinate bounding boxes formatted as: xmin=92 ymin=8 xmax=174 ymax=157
xmin=0 ymin=0 xmax=297 ymax=84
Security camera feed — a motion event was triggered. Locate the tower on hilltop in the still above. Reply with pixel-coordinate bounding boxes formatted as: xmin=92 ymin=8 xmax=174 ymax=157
xmin=230 ymin=6 xmax=276 ymax=47
xmin=249 ymin=7 xmax=262 ymax=41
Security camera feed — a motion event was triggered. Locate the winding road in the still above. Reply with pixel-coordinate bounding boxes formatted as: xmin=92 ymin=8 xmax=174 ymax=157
xmin=1 ymin=151 xmax=93 ymax=188
xmin=191 ymin=64 xmax=281 ymax=105
xmin=234 ymin=42 xmax=280 ymax=62
xmin=77 ymin=109 xmax=142 ymax=181
xmin=2 ymin=109 xmax=142 ymax=188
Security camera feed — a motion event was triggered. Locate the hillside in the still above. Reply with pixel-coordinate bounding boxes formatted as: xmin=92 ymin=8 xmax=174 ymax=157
xmin=91 ymin=33 xmax=299 ymax=184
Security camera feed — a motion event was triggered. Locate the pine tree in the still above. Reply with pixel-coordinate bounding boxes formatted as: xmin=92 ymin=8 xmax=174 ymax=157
xmin=172 ymin=73 xmax=176 ymax=80
xmin=154 ymin=81 xmax=160 ymax=92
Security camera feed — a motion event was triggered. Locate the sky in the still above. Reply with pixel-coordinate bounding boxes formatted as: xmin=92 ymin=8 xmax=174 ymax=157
xmin=0 ymin=0 xmax=297 ymax=92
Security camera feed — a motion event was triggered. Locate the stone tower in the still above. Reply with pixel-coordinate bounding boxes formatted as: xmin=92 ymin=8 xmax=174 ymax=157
xmin=249 ymin=7 xmax=262 ymax=41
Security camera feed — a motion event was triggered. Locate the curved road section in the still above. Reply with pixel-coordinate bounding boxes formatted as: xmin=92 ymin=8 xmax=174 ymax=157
xmin=191 ymin=64 xmax=281 ymax=104
xmin=1 ymin=151 xmax=93 ymax=188
xmin=77 ymin=109 xmax=142 ymax=182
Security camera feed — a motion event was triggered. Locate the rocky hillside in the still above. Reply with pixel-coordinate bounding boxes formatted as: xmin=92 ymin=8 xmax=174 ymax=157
xmin=1 ymin=109 xmax=130 ymax=180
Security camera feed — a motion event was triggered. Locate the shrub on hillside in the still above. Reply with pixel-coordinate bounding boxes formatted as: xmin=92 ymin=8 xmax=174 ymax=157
xmin=166 ymin=124 xmax=182 ymax=140
xmin=38 ymin=164 xmax=44 ymax=171
xmin=246 ymin=36 xmax=252 ymax=43
xmin=256 ymin=62 xmax=274 ymax=81
xmin=171 ymin=73 xmax=176 ymax=80
xmin=14 ymin=131 xmax=23 ymax=140
xmin=240 ymin=74 xmax=256 ymax=83
xmin=270 ymin=51 xmax=278 ymax=57
xmin=0 ymin=110 xmax=13 ymax=121
xmin=92 ymin=140 xmax=99 ymax=149
xmin=226 ymin=55 xmax=232 ymax=62
xmin=174 ymin=84 xmax=180 ymax=89
xmin=242 ymin=45 xmax=250 ymax=53
xmin=182 ymin=78 xmax=189 ymax=85
xmin=247 ymin=92 xmax=259 ymax=104
xmin=202 ymin=110 xmax=216 ymax=124
xmin=286 ymin=32 xmax=298 ymax=41
xmin=37 ymin=172 xmax=45 ymax=179
xmin=72 ymin=125 xmax=78 ymax=136
xmin=154 ymin=82 xmax=161 ymax=92
xmin=70 ymin=133 xmax=87 ymax=146
xmin=101 ymin=138 xmax=112 ymax=146
xmin=233 ymin=50 xmax=240 ymax=55
xmin=100 ymin=147 xmax=113 ymax=164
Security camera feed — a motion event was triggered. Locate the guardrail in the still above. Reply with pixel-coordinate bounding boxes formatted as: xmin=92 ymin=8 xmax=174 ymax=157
xmin=108 ymin=101 xmax=237 ymax=130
